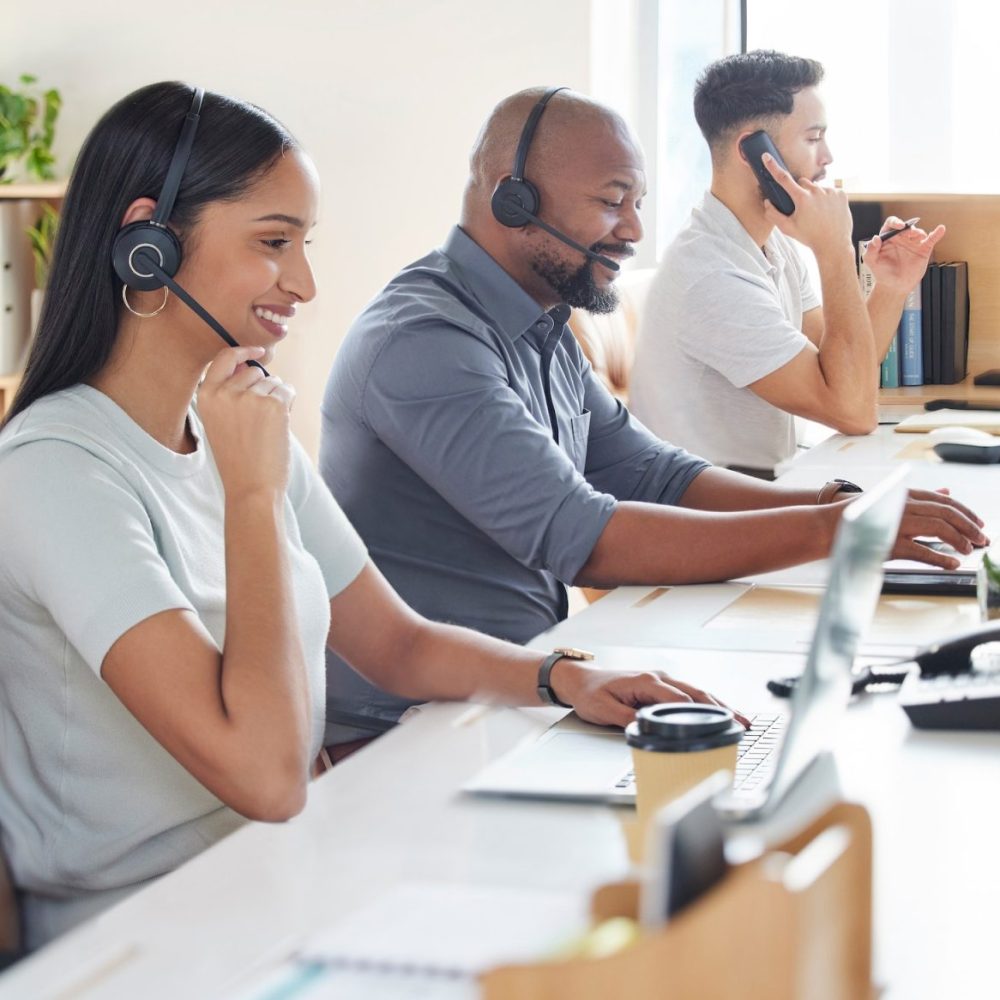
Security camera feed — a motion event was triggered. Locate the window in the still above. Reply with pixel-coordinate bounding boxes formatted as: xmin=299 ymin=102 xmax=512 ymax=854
xmin=592 ymin=0 xmax=992 ymax=260
xmin=591 ymin=0 xmax=741 ymax=261
xmin=748 ymin=0 xmax=992 ymax=194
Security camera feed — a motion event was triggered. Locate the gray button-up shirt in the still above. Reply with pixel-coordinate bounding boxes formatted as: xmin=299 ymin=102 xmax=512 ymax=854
xmin=320 ymin=226 xmax=709 ymax=741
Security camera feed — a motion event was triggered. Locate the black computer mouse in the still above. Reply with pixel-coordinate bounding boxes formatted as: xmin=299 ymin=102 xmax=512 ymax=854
xmin=933 ymin=442 xmax=1000 ymax=464
xmin=912 ymin=621 xmax=1000 ymax=676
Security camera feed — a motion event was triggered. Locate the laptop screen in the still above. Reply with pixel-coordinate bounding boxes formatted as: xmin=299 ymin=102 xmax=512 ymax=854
xmin=761 ymin=467 xmax=909 ymax=811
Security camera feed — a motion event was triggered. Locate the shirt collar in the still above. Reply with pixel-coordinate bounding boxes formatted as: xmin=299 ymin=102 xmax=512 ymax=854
xmin=698 ymin=191 xmax=784 ymax=279
xmin=442 ymin=226 xmax=567 ymax=341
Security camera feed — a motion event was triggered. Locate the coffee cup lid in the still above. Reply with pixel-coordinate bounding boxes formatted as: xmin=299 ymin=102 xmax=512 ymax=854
xmin=625 ymin=703 xmax=745 ymax=752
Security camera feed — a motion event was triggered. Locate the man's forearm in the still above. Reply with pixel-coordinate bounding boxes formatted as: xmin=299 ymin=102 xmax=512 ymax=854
xmin=865 ymin=282 xmax=910 ymax=360
xmin=576 ymin=499 xmax=840 ymax=588
xmin=677 ymin=466 xmax=820 ymax=511
xmin=815 ymin=244 xmax=879 ymax=399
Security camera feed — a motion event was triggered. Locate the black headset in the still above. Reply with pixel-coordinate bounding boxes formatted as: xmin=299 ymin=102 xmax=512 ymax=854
xmin=490 ymin=87 xmax=619 ymax=272
xmin=112 ymin=87 xmax=203 ymax=294
xmin=111 ymin=85 xmax=268 ymax=373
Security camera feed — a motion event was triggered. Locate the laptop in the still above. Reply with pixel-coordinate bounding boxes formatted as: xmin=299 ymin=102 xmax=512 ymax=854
xmin=464 ymin=467 xmax=909 ymax=821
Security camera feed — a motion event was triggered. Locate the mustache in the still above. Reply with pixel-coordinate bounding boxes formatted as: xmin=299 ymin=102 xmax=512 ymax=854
xmin=590 ymin=242 xmax=636 ymax=259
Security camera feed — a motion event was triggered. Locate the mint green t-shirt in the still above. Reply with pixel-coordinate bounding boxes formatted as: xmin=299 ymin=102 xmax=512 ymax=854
xmin=0 ymin=385 xmax=367 ymax=948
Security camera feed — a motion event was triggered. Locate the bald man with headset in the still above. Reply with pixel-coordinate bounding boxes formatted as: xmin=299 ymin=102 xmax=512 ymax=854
xmin=319 ymin=87 xmax=985 ymax=747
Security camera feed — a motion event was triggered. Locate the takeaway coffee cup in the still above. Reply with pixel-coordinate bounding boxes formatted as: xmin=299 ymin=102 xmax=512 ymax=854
xmin=622 ymin=703 xmax=744 ymax=862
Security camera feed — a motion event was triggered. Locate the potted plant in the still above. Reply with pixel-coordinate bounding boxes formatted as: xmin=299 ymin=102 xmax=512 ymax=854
xmin=26 ymin=202 xmax=57 ymax=287
xmin=0 ymin=74 xmax=61 ymax=183
xmin=25 ymin=202 xmax=58 ymax=344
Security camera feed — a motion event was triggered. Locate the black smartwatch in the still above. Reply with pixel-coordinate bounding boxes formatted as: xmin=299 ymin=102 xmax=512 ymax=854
xmin=817 ymin=478 xmax=863 ymax=505
xmin=537 ymin=647 xmax=595 ymax=707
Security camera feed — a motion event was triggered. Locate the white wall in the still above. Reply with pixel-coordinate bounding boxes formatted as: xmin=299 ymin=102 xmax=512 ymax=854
xmin=3 ymin=0 xmax=590 ymax=455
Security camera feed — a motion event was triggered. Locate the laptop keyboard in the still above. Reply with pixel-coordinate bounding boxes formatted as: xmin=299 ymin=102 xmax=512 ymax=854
xmin=733 ymin=713 xmax=784 ymax=790
xmin=613 ymin=713 xmax=785 ymax=794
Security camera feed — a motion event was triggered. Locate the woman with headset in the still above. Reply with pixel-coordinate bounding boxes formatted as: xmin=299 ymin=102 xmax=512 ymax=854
xmin=0 ymin=82 xmax=738 ymax=950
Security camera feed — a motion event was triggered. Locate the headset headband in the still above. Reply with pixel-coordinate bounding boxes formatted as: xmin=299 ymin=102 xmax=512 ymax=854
xmin=511 ymin=86 xmax=567 ymax=183
xmin=151 ymin=86 xmax=204 ymax=227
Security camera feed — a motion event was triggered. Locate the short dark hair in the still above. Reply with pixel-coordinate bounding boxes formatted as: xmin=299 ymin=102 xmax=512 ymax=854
xmin=693 ymin=50 xmax=824 ymax=150
xmin=5 ymin=81 xmax=297 ymax=424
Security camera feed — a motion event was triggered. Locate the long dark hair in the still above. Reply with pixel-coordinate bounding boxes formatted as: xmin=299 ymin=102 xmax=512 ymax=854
xmin=3 ymin=81 xmax=297 ymax=425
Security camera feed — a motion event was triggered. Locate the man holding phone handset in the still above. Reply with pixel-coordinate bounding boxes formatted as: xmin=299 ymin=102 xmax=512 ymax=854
xmin=631 ymin=50 xmax=942 ymax=477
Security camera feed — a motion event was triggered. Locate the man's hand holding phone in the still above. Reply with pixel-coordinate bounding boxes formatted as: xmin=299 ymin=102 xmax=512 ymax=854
xmin=759 ymin=152 xmax=854 ymax=260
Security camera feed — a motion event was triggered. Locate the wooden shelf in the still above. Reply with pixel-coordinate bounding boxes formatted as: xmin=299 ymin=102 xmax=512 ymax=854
xmin=849 ymin=191 xmax=1000 ymax=205
xmin=878 ymin=380 xmax=1000 ymax=405
xmin=0 ymin=184 xmax=65 ymax=415
xmin=0 ymin=373 xmax=21 ymax=418
xmin=0 ymin=181 xmax=66 ymax=199
xmin=851 ymin=192 xmax=1000 ymax=402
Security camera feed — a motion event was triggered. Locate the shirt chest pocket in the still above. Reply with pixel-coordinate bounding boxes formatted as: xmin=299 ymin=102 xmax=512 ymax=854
xmin=562 ymin=409 xmax=591 ymax=474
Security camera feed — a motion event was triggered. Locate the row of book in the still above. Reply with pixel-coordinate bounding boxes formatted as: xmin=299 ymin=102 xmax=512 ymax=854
xmin=858 ymin=240 xmax=970 ymax=387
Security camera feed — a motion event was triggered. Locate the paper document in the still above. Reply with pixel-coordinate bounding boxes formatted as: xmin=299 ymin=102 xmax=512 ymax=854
xmin=301 ymin=882 xmax=587 ymax=976
xmin=228 ymin=883 xmax=586 ymax=1000
xmin=230 ymin=958 xmax=477 ymax=1000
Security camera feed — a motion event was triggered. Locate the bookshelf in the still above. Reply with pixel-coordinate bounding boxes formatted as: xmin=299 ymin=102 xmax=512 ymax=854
xmin=0 ymin=373 xmax=21 ymax=416
xmin=0 ymin=181 xmax=65 ymax=416
xmin=0 ymin=181 xmax=65 ymax=201
xmin=852 ymin=192 xmax=1000 ymax=405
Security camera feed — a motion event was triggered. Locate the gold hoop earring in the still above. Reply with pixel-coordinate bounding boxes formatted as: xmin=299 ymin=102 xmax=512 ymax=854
xmin=122 ymin=285 xmax=169 ymax=319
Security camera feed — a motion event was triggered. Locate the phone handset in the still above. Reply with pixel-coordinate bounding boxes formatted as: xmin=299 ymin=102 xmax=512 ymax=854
xmin=912 ymin=620 xmax=1000 ymax=676
xmin=738 ymin=130 xmax=795 ymax=217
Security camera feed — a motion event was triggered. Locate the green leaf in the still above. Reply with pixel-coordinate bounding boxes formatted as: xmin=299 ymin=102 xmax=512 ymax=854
xmin=0 ymin=74 xmax=61 ymax=181
xmin=41 ymin=89 xmax=60 ymax=144
xmin=25 ymin=203 xmax=59 ymax=287
xmin=983 ymin=551 xmax=1000 ymax=588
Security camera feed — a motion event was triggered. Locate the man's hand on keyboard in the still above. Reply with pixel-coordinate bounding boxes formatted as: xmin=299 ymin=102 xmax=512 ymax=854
xmin=550 ymin=662 xmax=751 ymax=730
xmin=891 ymin=488 xmax=989 ymax=568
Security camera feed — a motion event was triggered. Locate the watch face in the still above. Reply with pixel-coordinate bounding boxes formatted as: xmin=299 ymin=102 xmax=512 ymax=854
xmin=554 ymin=646 xmax=595 ymax=661
xmin=834 ymin=479 xmax=863 ymax=493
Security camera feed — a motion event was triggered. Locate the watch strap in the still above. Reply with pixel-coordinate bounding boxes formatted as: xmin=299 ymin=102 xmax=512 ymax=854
xmin=537 ymin=652 xmax=574 ymax=708
xmin=817 ymin=478 xmax=863 ymax=505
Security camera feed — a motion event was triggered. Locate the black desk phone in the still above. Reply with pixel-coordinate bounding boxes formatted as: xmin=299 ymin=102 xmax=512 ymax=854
xmin=899 ymin=621 xmax=1000 ymax=730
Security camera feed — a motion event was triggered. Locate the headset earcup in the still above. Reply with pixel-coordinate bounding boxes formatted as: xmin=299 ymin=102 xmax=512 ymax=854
xmin=491 ymin=177 xmax=541 ymax=228
xmin=112 ymin=222 xmax=182 ymax=291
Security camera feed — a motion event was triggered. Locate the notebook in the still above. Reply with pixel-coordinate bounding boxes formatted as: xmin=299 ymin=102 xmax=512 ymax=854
xmin=465 ymin=467 xmax=909 ymax=823
xmin=230 ymin=883 xmax=586 ymax=999
xmin=893 ymin=409 xmax=1000 ymax=434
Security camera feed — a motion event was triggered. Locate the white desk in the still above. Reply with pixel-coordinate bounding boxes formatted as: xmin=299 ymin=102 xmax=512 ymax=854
xmin=2 ymin=430 xmax=999 ymax=999
xmin=781 ymin=420 xmax=996 ymax=478
xmin=2 ymin=641 xmax=997 ymax=1000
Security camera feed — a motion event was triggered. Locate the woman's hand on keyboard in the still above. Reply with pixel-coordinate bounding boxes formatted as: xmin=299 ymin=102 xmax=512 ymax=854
xmin=550 ymin=662 xmax=751 ymax=730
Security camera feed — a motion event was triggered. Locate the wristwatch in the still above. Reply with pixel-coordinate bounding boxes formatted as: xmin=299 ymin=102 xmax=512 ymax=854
xmin=816 ymin=478 xmax=864 ymax=505
xmin=537 ymin=646 xmax=595 ymax=707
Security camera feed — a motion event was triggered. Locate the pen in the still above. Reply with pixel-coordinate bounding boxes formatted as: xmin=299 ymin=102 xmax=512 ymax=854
xmin=876 ymin=217 xmax=920 ymax=243
xmin=925 ymin=399 xmax=1000 ymax=412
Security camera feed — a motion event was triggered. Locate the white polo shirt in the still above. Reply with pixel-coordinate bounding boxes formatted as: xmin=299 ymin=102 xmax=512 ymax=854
xmin=630 ymin=192 xmax=820 ymax=471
